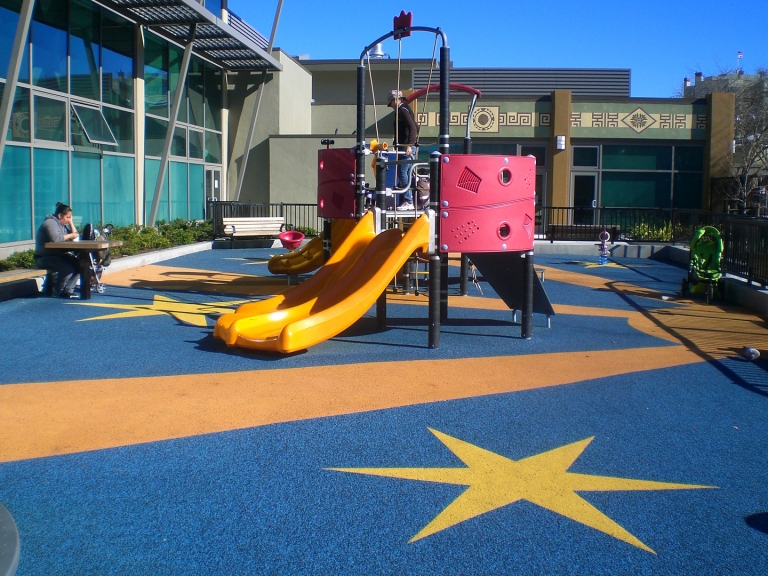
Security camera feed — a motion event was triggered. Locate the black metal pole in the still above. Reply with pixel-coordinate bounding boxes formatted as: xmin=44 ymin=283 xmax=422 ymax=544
xmin=322 ymin=218 xmax=331 ymax=263
xmin=460 ymin=137 xmax=471 ymax=296
xmin=438 ymin=45 xmax=450 ymax=322
xmin=428 ymin=151 xmax=441 ymax=349
xmin=355 ymin=65 xmax=367 ymax=219
xmin=375 ymin=157 xmax=386 ymax=230
xmin=521 ymin=250 xmax=534 ymax=339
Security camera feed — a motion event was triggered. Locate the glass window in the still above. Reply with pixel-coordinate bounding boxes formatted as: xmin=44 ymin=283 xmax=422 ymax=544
xmin=33 ymin=148 xmax=69 ymax=225
xmin=601 ymin=172 xmax=671 ymax=208
xmin=188 ymin=58 xmax=204 ymax=127
xmin=170 ymin=160 xmax=187 ymax=220
xmin=203 ymin=0 xmax=221 ymax=16
xmin=144 ymin=33 xmax=167 ymax=117
xmin=71 ymin=152 xmax=101 ymax=225
xmin=472 ymin=142 xmax=517 ymax=155
xmin=70 ymin=108 xmax=98 ymax=149
xmin=188 ymin=129 xmax=203 ymax=159
xmin=145 ymin=158 xmax=168 ymax=222
xmin=169 ymin=43 xmax=186 ymax=123
xmin=0 ymin=145 xmax=31 ymax=242
xmin=673 ymin=173 xmax=703 ymax=209
xmin=0 ymin=84 xmax=30 ymax=143
xmin=573 ymin=147 xmax=598 ymax=167
xmin=602 ymin=145 xmax=672 ymax=171
xmin=0 ymin=0 xmax=30 ymax=82
xmin=69 ymin=0 xmax=100 ymax=101
xmin=101 ymin=10 xmax=134 ymax=109
xmin=205 ymin=130 xmax=221 ymax=164
xmin=189 ymin=163 xmax=204 ymax=220
xmin=103 ymin=154 xmax=134 ymax=226
xmin=204 ymin=64 xmax=221 ymax=131
xmin=674 ymin=147 xmax=704 ymax=172
xmin=520 ymin=146 xmax=545 ymax=167
xmin=102 ymin=106 xmax=133 ymax=153
xmin=171 ymin=126 xmax=186 ymax=157
xmin=145 ymin=116 xmax=167 ymax=157
xmin=72 ymin=104 xmax=117 ymax=145
xmin=32 ymin=0 xmax=68 ymax=93
xmin=34 ymin=95 xmax=66 ymax=142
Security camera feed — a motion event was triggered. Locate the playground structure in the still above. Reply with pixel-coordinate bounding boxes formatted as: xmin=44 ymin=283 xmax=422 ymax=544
xmin=215 ymin=12 xmax=550 ymax=353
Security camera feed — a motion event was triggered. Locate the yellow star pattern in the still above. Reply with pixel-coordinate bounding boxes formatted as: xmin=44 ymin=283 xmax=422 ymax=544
xmin=329 ymin=429 xmax=714 ymax=552
xmin=69 ymin=294 xmax=250 ymax=327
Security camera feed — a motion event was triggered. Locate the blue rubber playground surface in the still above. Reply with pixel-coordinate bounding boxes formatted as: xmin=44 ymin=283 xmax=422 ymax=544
xmin=1 ymin=248 xmax=768 ymax=574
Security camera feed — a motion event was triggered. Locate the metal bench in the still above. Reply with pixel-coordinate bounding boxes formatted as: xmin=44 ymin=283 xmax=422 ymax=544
xmin=221 ymin=217 xmax=286 ymax=247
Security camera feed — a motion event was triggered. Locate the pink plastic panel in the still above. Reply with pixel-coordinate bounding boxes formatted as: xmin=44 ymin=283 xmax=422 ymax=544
xmin=439 ymin=154 xmax=535 ymax=253
xmin=318 ymin=148 xmax=357 ymax=219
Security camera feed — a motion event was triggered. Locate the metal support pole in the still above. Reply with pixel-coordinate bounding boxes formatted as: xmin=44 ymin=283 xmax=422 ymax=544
xmin=322 ymin=218 xmax=331 ymax=263
xmin=375 ymin=157 xmax=386 ymax=229
xmin=0 ymin=0 xmax=35 ymax=169
xmin=355 ymin=64 xmax=367 ymax=219
xmin=460 ymin=254 xmax=468 ymax=296
xmin=428 ymin=151 xmax=441 ymax=348
xmin=233 ymin=0 xmax=283 ymax=201
xmin=438 ymin=46 xmax=450 ymax=156
xmin=521 ymin=250 xmax=534 ymax=339
xmin=148 ymin=24 xmax=196 ymax=227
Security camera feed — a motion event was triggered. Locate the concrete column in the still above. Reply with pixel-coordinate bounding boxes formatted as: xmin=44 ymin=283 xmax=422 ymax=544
xmin=547 ymin=90 xmax=572 ymax=208
xmin=704 ymin=92 xmax=735 ymax=211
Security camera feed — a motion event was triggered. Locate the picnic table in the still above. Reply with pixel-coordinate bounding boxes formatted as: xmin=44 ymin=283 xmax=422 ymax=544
xmin=45 ymin=240 xmax=123 ymax=300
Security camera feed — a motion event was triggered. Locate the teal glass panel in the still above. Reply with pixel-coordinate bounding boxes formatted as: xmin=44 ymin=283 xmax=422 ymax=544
xmin=102 ymin=106 xmax=133 ymax=153
xmin=171 ymin=126 xmax=186 ymax=157
xmin=573 ymin=147 xmax=598 ymax=167
xmin=204 ymin=130 xmax=221 ymax=164
xmin=189 ymin=163 xmax=204 ymax=220
xmin=674 ymin=146 xmax=704 ymax=172
xmin=188 ymin=58 xmax=204 ymax=127
xmin=145 ymin=158 xmax=168 ymax=222
xmin=520 ymin=146 xmax=546 ymax=167
xmin=600 ymin=172 xmax=671 ymax=208
xmin=71 ymin=152 xmax=101 ymax=225
xmin=170 ymin=160 xmax=188 ymax=220
xmin=101 ymin=10 xmax=134 ymax=109
xmin=0 ymin=84 xmax=30 ymax=143
xmin=169 ymin=43 xmax=186 ymax=123
xmin=32 ymin=0 xmax=67 ymax=92
xmin=70 ymin=108 xmax=99 ymax=150
xmin=602 ymin=145 xmax=672 ymax=171
xmin=144 ymin=33 xmax=167 ymax=117
xmin=34 ymin=95 xmax=66 ymax=142
xmin=33 ymin=148 xmax=69 ymax=226
xmin=103 ymin=154 xmax=134 ymax=226
xmin=0 ymin=145 xmax=31 ymax=242
xmin=70 ymin=0 xmax=100 ymax=101
xmin=145 ymin=116 xmax=167 ymax=157
xmin=188 ymin=129 xmax=203 ymax=159
xmin=204 ymin=64 xmax=221 ymax=131
xmin=673 ymin=173 xmax=703 ymax=209
xmin=0 ymin=1 xmax=30 ymax=82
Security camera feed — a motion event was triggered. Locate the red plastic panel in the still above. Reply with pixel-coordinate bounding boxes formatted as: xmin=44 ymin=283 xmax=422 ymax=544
xmin=439 ymin=154 xmax=535 ymax=253
xmin=318 ymin=148 xmax=357 ymax=219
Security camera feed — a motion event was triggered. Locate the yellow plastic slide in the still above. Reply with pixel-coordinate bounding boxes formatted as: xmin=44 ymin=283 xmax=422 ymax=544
xmin=267 ymin=218 xmax=356 ymax=275
xmin=214 ymin=212 xmax=431 ymax=353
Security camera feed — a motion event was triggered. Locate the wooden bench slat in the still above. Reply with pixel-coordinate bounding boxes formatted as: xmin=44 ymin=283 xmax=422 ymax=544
xmin=221 ymin=216 xmax=285 ymax=240
xmin=0 ymin=269 xmax=46 ymax=285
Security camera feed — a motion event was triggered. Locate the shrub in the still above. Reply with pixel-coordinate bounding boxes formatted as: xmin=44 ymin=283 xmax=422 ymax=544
xmin=293 ymin=226 xmax=318 ymax=237
xmin=7 ymin=249 xmax=35 ymax=269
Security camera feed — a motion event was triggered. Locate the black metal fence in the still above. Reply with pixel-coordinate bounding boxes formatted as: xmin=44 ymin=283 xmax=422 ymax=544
xmin=208 ymin=201 xmax=322 ymax=238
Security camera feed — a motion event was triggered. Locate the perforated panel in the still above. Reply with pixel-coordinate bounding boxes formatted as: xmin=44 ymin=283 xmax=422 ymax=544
xmin=317 ymin=148 xmax=357 ymax=219
xmin=439 ymin=154 xmax=535 ymax=253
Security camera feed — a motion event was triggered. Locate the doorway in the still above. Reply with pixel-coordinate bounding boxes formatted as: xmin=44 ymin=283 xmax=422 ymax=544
xmin=572 ymin=173 xmax=597 ymax=225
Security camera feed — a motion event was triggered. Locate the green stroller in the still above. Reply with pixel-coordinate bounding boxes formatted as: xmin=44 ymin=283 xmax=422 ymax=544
xmin=681 ymin=225 xmax=724 ymax=304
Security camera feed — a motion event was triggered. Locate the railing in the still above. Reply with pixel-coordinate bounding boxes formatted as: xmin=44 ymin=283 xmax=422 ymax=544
xmin=208 ymin=201 xmax=321 ymax=237
xmin=721 ymin=218 xmax=768 ymax=287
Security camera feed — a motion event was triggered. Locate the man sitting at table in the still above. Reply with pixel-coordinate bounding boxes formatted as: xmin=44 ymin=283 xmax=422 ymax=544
xmin=34 ymin=202 xmax=80 ymax=298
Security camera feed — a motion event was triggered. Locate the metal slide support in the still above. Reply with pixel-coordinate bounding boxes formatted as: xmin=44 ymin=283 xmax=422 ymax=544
xmin=521 ymin=250 xmax=534 ymax=339
xmin=459 ymin=100 xmax=475 ymax=296
xmin=375 ymin=156 xmax=387 ymax=329
xmin=233 ymin=0 xmax=283 ymax=201
xmin=148 ymin=24 xmax=196 ymax=227
xmin=322 ymin=219 xmax=331 ymax=262
xmin=428 ymin=151 xmax=441 ymax=349
xmin=0 ymin=0 xmax=35 ymax=169
xmin=438 ymin=45 xmax=450 ymax=321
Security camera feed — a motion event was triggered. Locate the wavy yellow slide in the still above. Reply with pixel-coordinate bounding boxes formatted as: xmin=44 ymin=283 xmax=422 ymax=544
xmin=214 ymin=212 xmax=431 ymax=353
xmin=267 ymin=218 xmax=356 ymax=275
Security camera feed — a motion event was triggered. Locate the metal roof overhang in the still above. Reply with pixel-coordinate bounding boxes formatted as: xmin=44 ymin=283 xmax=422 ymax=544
xmin=95 ymin=0 xmax=282 ymax=71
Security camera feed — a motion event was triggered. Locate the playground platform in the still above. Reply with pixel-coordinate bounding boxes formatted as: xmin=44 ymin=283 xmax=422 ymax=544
xmin=1 ymin=243 xmax=767 ymax=575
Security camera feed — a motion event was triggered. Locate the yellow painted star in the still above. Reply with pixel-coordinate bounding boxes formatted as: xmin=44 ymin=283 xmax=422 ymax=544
xmin=328 ymin=429 xmax=714 ymax=552
xmin=222 ymin=257 xmax=271 ymax=265
xmin=69 ymin=294 xmax=250 ymax=327
xmin=568 ymin=260 xmax=629 ymax=269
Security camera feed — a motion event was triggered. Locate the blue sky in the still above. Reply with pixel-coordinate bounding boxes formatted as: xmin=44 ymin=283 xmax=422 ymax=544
xmin=230 ymin=0 xmax=766 ymax=98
